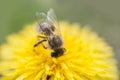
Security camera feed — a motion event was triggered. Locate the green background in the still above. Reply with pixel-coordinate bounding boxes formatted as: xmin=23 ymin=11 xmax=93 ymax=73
xmin=0 ymin=0 xmax=120 ymax=77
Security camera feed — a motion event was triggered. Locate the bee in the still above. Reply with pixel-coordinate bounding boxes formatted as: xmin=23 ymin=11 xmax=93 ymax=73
xmin=34 ymin=9 xmax=66 ymax=58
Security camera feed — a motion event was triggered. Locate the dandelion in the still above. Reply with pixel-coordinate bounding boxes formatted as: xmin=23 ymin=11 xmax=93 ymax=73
xmin=0 ymin=22 xmax=119 ymax=80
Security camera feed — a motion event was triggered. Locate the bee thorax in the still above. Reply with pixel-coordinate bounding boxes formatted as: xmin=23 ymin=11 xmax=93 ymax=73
xmin=48 ymin=35 xmax=63 ymax=49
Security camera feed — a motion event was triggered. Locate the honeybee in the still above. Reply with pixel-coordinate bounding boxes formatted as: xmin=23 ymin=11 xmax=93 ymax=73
xmin=34 ymin=9 xmax=66 ymax=58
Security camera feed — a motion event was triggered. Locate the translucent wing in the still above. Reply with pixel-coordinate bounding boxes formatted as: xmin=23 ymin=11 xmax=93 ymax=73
xmin=35 ymin=12 xmax=47 ymax=32
xmin=46 ymin=8 xmax=62 ymax=36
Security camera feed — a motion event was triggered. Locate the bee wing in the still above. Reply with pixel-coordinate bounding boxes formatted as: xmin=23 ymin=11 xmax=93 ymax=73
xmin=35 ymin=12 xmax=47 ymax=32
xmin=47 ymin=8 xmax=62 ymax=36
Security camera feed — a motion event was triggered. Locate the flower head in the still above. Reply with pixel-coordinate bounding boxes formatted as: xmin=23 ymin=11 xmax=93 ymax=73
xmin=0 ymin=21 xmax=119 ymax=80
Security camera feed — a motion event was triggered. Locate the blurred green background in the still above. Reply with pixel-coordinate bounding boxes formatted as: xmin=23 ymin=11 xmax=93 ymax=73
xmin=0 ymin=0 xmax=120 ymax=76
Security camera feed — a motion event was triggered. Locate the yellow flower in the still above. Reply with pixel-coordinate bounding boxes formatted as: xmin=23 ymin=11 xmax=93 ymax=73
xmin=0 ymin=21 xmax=119 ymax=80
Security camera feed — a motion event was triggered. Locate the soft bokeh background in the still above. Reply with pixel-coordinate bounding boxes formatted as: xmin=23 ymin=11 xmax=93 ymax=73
xmin=0 ymin=0 xmax=120 ymax=77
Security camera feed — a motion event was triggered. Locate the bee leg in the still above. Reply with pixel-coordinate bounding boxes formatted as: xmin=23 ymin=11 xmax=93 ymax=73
xmin=41 ymin=44 xmax=47 ymax=49
xmin=37 ymin=35 xmax=46 ymax=38
xmin=34 ymin=39 xmax=47 ymax=47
